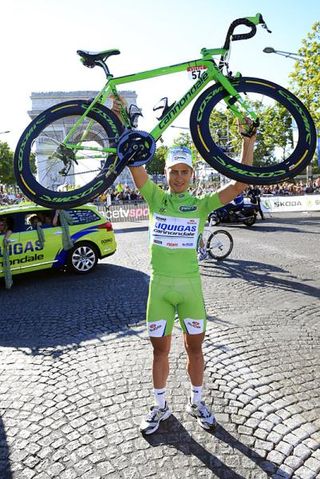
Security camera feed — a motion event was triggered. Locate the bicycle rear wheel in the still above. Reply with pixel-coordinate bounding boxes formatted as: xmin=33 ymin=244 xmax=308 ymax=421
xmin=207 ymin=230 xmax=233 ymax=260
xmin=14 ymin=100 xmax=124 ymax=208
xmin=190 ymin=77 xmax=316 ymax=185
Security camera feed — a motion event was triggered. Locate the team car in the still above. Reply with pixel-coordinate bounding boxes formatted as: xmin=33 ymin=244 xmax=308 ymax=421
xmin=0 ymin=203 xmax=116 ymax=282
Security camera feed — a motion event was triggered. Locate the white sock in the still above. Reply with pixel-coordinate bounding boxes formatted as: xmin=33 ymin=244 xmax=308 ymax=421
xmin=154 ymin=388 xmax=166 ymax=409
xmin=191 ymin=384 xmax=202 ymax=405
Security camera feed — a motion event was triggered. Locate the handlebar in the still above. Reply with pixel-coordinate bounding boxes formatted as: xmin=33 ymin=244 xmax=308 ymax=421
xmin=223 ymin=13 xmax=271 ymax=50
xmin=219 ymin=13 xmax=271 ymax=69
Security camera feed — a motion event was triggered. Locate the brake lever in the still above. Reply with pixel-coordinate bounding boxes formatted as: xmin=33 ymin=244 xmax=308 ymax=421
xmin=261 ymin=22 xmax=272 ymax=34
xmin=259 ymin=14 xmax=272 ymax=33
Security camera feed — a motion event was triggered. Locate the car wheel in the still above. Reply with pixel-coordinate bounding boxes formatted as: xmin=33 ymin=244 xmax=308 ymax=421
xmin=68 ymin=242 xmax=98 ymax=274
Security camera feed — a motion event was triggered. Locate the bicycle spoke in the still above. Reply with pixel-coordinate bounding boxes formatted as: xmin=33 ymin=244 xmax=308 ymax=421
xmin=28 ymin=114 xmax=115 ymax=191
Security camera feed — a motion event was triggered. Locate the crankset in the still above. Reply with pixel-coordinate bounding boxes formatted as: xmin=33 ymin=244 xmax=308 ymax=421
xmin=116 ymin=130 xmax=156 ymax=167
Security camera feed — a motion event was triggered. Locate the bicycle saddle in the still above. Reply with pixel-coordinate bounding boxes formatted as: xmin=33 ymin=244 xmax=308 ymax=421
xmin=77 ymin=49 xmax=120 ymax=67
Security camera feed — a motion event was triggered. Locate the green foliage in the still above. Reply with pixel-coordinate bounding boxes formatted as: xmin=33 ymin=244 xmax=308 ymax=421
xmin=172 ymin=132 xmax=192 ymax=148
xmin=289 ymin=22 xmax=320 ymax=172
xmin=0 ymin=141 xmax=36 ymax=187
xmin=146 ymin=145 xmax=168 ymax=174
xmin=289 ymin=21 xmax=320 ymax=132
xmin=0 ymin=141 xmax=15 ymax=185
xmin=172 ymin=132 xmax=200 ymax=166
xmin=208 ymin=101 xmax=297 ymax=167
xmin=209 ymin=109 xmax=240 ymax=156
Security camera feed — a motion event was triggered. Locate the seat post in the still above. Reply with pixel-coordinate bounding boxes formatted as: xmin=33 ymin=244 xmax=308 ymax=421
xmin=96 ymin=60 xmax=113 ymax=78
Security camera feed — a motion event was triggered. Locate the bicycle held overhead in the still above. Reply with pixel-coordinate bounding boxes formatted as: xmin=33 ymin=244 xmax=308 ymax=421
xmin=14 ymin=13 xmax=316 ymax=209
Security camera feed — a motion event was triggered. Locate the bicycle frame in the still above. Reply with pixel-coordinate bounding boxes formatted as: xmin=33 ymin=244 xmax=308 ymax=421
xmin=64 ymin=50 xmax=259 ymax=156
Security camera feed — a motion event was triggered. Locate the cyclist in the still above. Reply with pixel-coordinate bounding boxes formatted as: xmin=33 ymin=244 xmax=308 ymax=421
xmin=113 ymin=100 xmax=256 ymax=434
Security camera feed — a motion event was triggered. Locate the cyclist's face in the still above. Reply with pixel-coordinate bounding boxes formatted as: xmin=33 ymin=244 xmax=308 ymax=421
xmin=166 ymin=164 xmax=193 ymax=193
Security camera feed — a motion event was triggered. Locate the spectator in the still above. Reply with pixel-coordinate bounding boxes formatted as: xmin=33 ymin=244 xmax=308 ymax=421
xmin=305 ymin=181 xmax=315 ymax=194
xmin=0 ymin=216 xmax=13 ymax=242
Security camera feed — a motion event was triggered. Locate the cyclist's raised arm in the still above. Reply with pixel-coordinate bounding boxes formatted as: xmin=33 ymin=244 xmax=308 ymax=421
xmin=218 ymin=120 xmax=256 ymax=205
xmin=129 ymin=165 xmax=149 ymax=189
xmin=111 ymin=95 xmax=149 ymax=189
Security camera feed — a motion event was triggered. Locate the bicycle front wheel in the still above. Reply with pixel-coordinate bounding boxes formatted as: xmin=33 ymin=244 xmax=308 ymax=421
xmin=190 ymin=77 xmax=316 ymax=185
xmin=207 ymin=230 xmax=233 ymax=260
xmin=14 ymin=100 xmax=124 ymax=208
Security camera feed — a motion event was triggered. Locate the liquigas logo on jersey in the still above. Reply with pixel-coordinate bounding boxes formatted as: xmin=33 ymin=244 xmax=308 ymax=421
xmin=151 ymin=214 xmax=199 ymax=249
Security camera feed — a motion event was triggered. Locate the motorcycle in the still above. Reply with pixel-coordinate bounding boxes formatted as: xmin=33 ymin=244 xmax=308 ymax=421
xmin=208 ymin=199 xmax=257 ymax=227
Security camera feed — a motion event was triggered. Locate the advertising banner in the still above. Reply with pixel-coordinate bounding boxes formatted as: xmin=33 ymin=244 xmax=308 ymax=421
xmin=100 ymin=203 xmax=149 ymax=222
xmin=100 ymin=196 xmax=320 ymax=221
xmin=261 ymin=195 xmax=320 ymax=213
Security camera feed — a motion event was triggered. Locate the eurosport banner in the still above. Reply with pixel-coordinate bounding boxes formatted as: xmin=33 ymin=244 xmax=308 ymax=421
xmin=261 ymin=195 xmax=320 ymax=213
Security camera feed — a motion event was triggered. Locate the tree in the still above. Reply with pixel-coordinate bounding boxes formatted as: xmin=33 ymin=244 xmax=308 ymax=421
xmin=172 ymin=131 xmax=201 ymax=166
xmin=289 ymin=22 xmax=320 ymax=131
xmin=289 ymin=21 xmax=320 ymax=172
xmin=208 ymin=102 xmax=293 ymax=167
xmin=172 ymin=132 xmax=192 ymax=149
xmin=0 ymin=141 xmax=15 ymax=186
xmin=146 ymin=145 xmax=168 ymax=175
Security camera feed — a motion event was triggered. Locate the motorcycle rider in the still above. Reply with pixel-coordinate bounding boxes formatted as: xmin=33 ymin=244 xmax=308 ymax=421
xmin=247 ymin=185 xmax=265 ymax=220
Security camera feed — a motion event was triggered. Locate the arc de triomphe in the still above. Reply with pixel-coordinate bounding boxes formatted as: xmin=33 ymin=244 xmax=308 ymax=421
xmin=29 ymin=90 xmax=138 ymax=189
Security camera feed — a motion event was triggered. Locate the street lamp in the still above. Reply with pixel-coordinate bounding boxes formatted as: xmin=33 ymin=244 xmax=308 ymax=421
xmin=263 ymin=47 xmax=303 ymax=62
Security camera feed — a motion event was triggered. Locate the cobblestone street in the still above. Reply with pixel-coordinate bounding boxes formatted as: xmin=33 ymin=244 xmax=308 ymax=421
xmin=0 ymin=213 xmax=319 ymax=479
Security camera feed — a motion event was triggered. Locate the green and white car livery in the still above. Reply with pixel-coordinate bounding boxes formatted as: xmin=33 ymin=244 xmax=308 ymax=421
xmin=0 ymin=202 xmax=116 ymax=282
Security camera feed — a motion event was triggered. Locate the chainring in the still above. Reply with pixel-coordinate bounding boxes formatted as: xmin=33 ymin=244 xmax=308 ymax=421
xmin=116 ymin=130 xmax=156 ymax=167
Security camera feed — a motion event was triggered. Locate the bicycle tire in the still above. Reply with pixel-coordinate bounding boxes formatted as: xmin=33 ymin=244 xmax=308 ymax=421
xmin=207 ymin=230 xmax=233 ymax=260
xmin=14 ymin=100 xmax=124 ymax=208
xmin=190 ymin=77 xmax=316 ymax=185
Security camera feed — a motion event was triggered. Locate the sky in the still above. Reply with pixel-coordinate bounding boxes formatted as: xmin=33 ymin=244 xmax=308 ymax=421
xmin=0 ymin=0 xmax=319 ymax=150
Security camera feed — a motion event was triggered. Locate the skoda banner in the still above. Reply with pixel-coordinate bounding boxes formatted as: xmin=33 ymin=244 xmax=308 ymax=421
xmin=261 ymin=195 xmax=320 ymax=213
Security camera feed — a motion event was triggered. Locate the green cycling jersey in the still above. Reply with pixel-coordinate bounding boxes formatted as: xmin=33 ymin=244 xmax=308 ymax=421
xmin=139 ymin=179 xmax=222 ymax=277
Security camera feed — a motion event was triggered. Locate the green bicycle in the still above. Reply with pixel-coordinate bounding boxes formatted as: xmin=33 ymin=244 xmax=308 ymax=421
xmin=14 ymin=13 xmax=316 ymax=209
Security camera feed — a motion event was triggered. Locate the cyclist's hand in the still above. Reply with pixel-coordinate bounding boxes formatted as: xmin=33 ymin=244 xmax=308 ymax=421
xmin=111 ymin=95 xmax=127 ymax=119
xmin=238 ymin=117 xmax=257 ymax=139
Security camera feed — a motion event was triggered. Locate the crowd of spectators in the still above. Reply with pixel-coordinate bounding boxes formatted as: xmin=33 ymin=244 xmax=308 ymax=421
xmin=1 ymin=177 xmax=320 ymax=207
xmin=95 ymin=185 xmax=144 ymax=206
xmin=0 ymin=190 xmax=25 ymax=205
xmin=257 ymin=178 xmax=320 ymax=196
xmin=192 ymin=178 xmax=320 ymax=199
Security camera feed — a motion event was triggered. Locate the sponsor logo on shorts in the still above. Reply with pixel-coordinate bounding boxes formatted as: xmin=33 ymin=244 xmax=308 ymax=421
xmin=148 ymin=320 xmax=167 ymax=337
xmin=149 ymin=324 xmax=162 ymax=332
xmin=183 ymin=318 xmax=205 ymax=335
xmin=190 ymin=321 xmax=201 ymax=328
